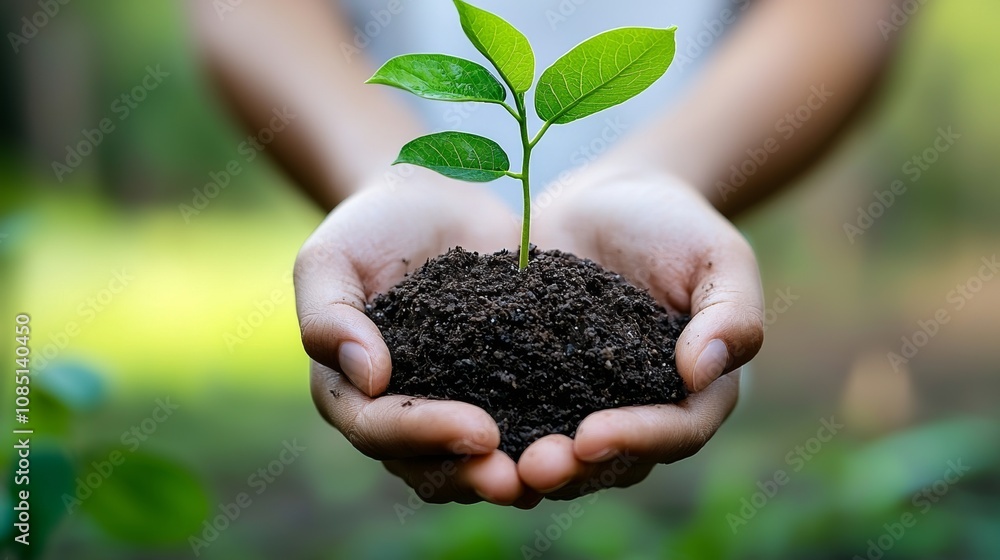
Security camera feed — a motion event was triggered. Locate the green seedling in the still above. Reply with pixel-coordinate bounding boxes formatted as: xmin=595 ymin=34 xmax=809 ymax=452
xmin=368 ymin=0 xmax=676 ymax=269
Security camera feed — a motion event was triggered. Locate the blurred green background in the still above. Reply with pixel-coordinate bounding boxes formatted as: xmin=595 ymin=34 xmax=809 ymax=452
xmin=2 ymin=1 xmax=999 ymax=559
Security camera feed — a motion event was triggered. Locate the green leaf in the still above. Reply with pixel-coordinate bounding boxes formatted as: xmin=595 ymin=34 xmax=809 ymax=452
xmin=394 ymin=132 xmax=510 ymax=183
xmin=367 ymin=54 xmax=506 ymax=104
xmin=453 ymin=0 xmax=534 ymax=93
xmin=35 ymin=360 xmax=106 ymax=411
xmin=3 ymin=445 xmax=75 ymax=559
xmin=536 ymin=27 xmax=676 ymax=125
xmin=83 ymin=450 xmax=209 ymax=544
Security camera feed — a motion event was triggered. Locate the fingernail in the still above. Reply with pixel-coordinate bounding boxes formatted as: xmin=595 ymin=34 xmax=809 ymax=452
xmin=475 ymin=488 xmax=512 ymax=505
xmin=451 ymin=438 xmax=493 ymax=456
xmin=338 ymin=342 xmax=373 ymax=394
xmin=579 ymin=447 xmax=614 ymax=462
xmin=693 ymin=339 xmax=729 ymax=391
xmin=538 ymin=480 xmax=570 ymax=494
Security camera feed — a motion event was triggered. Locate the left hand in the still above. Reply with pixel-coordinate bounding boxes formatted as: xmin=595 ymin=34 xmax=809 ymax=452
xmin=521 ymin=162 xmax=765 ymax=499
xmin=296 ymin=174 xmax=537 ymax=506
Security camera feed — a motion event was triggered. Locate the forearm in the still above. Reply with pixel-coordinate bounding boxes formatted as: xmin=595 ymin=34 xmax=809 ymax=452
xmin=615 ymin=0 xmax=902 ymax=218
xmin=190 ymin=0 xmax=423 ymax=211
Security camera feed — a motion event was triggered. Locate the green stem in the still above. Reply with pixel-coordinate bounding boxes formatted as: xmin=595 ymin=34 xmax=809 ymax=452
xmin=528 ymin=119 xmax=554 ymax=149
xmin=501 ymin=102 xmax=520 ymax=121
xmin=514 ymin=93 xmax=532 ymax=270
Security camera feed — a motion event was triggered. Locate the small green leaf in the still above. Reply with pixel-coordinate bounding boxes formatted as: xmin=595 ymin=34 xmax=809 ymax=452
xmin=35 ymin=360 xmax=106 ymax=411
xmin=536 ymin=27 xmax=676 ymax=125
xmin=453 ymin=0 xmax=534 ymax=93
xmin=367 ymin=54 xmax=506 ymax=103
xmin=83 ymin=450 xmax=209 ymax=544
xmin=395 ymin=132 xmax=510 ymax=183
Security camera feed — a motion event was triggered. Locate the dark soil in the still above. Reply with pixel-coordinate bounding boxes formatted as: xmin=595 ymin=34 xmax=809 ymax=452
xmin=365 ymin=248 xmax=688 ymax=460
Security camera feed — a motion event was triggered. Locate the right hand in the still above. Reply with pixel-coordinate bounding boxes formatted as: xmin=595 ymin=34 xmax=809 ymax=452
xmin=518 ymin=163 xmax=764 ymax=500
xmin=295 ymin=171 xmax=539 ymax=506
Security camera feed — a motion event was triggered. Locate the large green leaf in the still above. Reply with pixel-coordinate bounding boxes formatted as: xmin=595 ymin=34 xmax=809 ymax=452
xmin=535 ymin=27 xmax=676 ymax=124
xmin=2 ymin=445 xmax=75 ymax=559
xmin=82 ymin=450 xmax=209 ymax=544
xmin=367 ymin=54 xmax=506 ymax=103
xmin=394 ymin=132 xmax=510 ymax=183
xmin=453 ymin=0 xmax=534 ymax=93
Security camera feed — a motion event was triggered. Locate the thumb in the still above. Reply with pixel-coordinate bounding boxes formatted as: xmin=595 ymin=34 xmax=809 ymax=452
xmin=675 ymin=239 xmax=764 ymax=392
xmin=294 ymin=242 xmax=392 ymax=397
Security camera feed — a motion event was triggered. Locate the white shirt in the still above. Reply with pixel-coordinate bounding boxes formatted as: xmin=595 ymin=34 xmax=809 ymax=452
xmin=342 ymin=0 xmax=735 ymax=206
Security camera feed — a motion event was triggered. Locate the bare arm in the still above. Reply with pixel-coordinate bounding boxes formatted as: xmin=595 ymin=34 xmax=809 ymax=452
xmin=190 ymin=0 xmax=423 ymax=211
xmin=614 ymin=0 xmax=903 ymax=218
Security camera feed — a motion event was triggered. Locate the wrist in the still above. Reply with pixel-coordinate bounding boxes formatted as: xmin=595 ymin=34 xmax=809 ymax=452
xmin=599 ymin=135 xmax=726 ymax=205
xmin=575 ymin=155 xmax=707 ymax=200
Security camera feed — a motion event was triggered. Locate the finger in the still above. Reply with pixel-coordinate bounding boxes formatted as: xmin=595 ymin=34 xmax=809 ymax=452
xmin=385 ymin=451 xmax=524 ymax=505
xmin=517 ymin=435 xmax=582 ymax=494
xmin=311 ymin=362 xmax=499 ymax=459
xmin=542 ymin=463 xmax=654 ymax=502
xmin=294 ymin=225 xmax=395 ymax=397
xmin=517 ymin=435 xmax=654 ymax=500
xmin=573 ymin=371 xmax=740 ymax=464
xmin=675 ymin=233 xmax=764 ymax=391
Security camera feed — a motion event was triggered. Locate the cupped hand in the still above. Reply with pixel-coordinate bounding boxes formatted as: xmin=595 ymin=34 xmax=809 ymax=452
xmin=295 ymin=171 xmax=539 ymax=507
xmin=521 ymin=163 xmax=765 ymax=499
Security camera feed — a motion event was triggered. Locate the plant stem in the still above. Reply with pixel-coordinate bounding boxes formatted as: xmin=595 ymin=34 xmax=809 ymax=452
xmin=501 ymin=102 xmax=520 ymax=121
xmin=528 ymin=120 xmax=554 ymax=149
xmin=514 ymin=93 xmax=532 ymax=270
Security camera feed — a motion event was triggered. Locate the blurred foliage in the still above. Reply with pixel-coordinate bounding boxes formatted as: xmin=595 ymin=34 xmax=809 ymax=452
xmin=1 ymin=0 xmax=999 ymax=559
xmin=1 ymin=361 xmax=208 ymax=559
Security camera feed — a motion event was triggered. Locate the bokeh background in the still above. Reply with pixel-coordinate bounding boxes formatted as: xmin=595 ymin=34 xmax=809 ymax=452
xmin=2 ymin=0 xmax=999 ymax=559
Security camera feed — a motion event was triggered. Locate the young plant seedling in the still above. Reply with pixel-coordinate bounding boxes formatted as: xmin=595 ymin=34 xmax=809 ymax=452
xmin=368 ymin=0 xmax=676 ymax=270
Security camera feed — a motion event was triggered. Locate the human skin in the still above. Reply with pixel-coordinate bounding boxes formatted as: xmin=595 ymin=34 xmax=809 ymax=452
xmin=192 ymin=0 xmax=904 ymax=505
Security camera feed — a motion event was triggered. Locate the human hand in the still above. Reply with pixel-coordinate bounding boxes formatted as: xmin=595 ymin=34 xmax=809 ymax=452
xmin=296 ymin=172 xmax=540 ymax=506
xmin=520 ymin=163 xmax=765 ymax=499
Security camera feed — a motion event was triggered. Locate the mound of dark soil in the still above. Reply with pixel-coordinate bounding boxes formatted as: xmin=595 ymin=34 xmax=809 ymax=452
xmin=365 ymin=248 xmax=688 ymax=460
